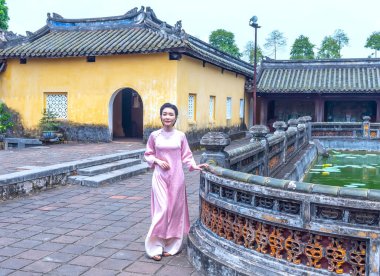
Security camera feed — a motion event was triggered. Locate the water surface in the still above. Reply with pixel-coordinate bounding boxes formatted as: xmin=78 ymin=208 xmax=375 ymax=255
xmin=303 ymin=151 xmax=380 ymax=189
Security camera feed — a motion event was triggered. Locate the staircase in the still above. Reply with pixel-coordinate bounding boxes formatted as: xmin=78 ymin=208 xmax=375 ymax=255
xmin=68 ymin=149 xmax=149 ymax=187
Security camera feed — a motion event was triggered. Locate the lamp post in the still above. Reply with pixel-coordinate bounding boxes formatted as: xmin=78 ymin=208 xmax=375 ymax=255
xmin=249 ymin=16 xmax=260 ymax=125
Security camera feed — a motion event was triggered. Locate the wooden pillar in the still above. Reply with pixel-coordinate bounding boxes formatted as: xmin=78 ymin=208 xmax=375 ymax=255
xmin=260 ymin=97 xmax=268 ymax=125
xmin=314 ymin=97 xmax=325 ymax=122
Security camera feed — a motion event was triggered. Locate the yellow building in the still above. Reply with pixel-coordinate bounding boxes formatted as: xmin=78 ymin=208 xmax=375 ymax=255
xmin=0 ymin=7 xmax=253 ymax=142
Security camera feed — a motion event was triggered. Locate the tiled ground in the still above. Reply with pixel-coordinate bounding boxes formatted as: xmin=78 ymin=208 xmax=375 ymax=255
xmin=0 ymin=137 xmax=250 ymax=275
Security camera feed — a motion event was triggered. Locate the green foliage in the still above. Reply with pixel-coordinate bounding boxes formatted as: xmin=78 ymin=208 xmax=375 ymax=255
xmin=209 ymin=29 xmax=241 ymax=58
xmin=333 ymin=29 xmax=349 ymax=56
xmin=244 ymin=41 xmax=264 ymax=64
xmin=264 ymin=30 xmax=287 ymax=59
xmin=317 ymin=36 xmax=341 ymax=59
xmin=0 ymin=0 xmax=9 ymax=30
xmin=365 ymin=31 xmax=380 ymax=58
xmin=290 ymin=35 xmax=315 ymax=60
xmin=39 ymin=110 xmax=60 ymax=131
xmin=0 ymin=102 xmax=13 ymax=133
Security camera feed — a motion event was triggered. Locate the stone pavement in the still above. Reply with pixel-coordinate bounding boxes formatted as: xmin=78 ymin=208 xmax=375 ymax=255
xmin=0 ymin=137 xmax=251 ymax=275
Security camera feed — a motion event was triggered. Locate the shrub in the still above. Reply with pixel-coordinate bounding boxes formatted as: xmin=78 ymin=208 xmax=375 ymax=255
xmin=0 ymin=102 xmax=14 ymax=134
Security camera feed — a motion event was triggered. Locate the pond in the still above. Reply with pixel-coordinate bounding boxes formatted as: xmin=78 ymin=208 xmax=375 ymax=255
xmin=303 ymin=151 xmax=380 ymax=189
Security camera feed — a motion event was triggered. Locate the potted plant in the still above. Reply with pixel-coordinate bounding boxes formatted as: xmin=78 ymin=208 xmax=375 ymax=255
xmin=39 ymin=110 xmax=63 ymax=142
xmin=0 ymin=103 xmax=14 ymax=141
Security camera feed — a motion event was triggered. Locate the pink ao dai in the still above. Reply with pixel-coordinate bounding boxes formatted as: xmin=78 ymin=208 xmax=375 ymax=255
xmin=144 ymin=129 xmax=197 ymax=239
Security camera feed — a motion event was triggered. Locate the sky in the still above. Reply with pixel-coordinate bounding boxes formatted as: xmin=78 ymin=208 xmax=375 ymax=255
xmin=6 ymin=0 xmax=380 ymax=60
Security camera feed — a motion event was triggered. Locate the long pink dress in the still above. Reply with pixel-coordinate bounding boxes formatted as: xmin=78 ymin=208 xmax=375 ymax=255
xmin=144 ymin=128 xmax=197 ymax=245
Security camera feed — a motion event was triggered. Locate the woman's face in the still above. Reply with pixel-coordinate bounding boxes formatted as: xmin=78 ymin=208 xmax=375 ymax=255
xmin=161 ymin=107 xmax=177 ymax=127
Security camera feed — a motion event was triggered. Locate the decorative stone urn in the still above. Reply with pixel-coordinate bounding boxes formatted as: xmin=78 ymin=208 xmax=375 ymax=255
xmin=249 ymin=125 xmax=269 ymax=142
xmin=200 ymin=132 xmax=231 ymax=168
xmin=273 ymin=121 xmax=287 ymax=135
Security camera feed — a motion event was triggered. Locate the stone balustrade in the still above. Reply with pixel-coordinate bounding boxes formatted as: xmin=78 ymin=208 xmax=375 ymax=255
xmin=188 ymin=117 xmax=380 ymax=276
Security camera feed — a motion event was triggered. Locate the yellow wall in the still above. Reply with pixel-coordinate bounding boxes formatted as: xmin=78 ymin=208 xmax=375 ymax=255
xmin=177 ymin=56 xmax=246 ymax=131
xmin=0 ymin=53 xmax=247 ymax=135
xmin=0 ymin=53 xmax=178 ymax=131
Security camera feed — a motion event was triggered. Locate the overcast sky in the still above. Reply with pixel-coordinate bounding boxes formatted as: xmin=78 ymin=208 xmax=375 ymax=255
xmin=6 ymin=0 xmax=380 ymax=60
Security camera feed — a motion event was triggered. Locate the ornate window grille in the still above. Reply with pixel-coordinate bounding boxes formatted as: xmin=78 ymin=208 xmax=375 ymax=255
xmin=188 ymin=94 xmax=196 ymax=120
xmin=46 ymin=93 xmax=68 ymax=119
xmin=209 ymin=96 xmax=215 ymax=121
xmin=239 ymin=99 xmax=244 ymax=119
xmin=226 ymin=97 xmax=232 ymax=119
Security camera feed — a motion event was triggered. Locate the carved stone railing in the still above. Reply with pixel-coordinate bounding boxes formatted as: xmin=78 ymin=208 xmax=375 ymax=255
xmin=222 ymin=116 xmax=312 ymax=177
xmin=189 ymin=166 xmax=379 ymax=275
xmin=188 ymin=119 xmax=380 ymax=276
xmin=311 ymin=117 xmax=380 ymax=139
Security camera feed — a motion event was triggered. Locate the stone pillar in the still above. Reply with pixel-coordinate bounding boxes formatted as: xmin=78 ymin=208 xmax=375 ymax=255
xmin=302 ymin=115 xmax=312 ymax=142
xmin=200 ymin=132 xmax=231 ymax=168
xmin=249 ymin=125 xmax=270 ymax=176
xmin=362 ymin=116 xmax=371 ymax=139
xmin=288 ymin=119 xmax=299 ymax=150
xmin=376 ymin=100 xmax=380 ymax=122
xmin=273 ymin=121 xmax=287 ymax=163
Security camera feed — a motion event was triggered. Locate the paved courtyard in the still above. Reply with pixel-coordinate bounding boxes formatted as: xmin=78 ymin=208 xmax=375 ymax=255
xmin=0 ymin=137 xmax=249 ymax=276
xmin=0 ymin=140 xmax=207 ymax=275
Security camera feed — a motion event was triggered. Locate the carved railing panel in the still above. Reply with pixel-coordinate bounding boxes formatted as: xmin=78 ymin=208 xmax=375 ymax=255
xmin=201 ymin=200 xmax=367 ymax=276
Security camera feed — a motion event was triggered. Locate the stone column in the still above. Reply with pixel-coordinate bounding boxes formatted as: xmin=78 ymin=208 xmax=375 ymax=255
xmin=249 ymin=125 xmax=270 ymax=176
xmin=362 ymin=116 xmax=371 ymax=139
xmin=302 ymin=115 xmax=312 ymax=142
xmin=200 ymin=132 xmax=231 ymax=168
xmin=288 ymin=119 xmax=299 ymax=150
xmin=273 ymin=121 xmax=287 ymax=163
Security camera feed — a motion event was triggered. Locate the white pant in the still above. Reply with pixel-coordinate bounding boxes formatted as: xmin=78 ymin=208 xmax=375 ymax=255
xmin=145 ymin=235 xmax=183 ymax=257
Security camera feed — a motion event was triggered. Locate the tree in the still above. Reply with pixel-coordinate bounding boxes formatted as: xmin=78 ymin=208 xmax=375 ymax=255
xmin=264 ymin=30 xmax=287 ymax=59
xmin=333 ymin=29 xmax=349 ymax=56
xmin=290 ymin=35 xmax=315 ymax=60
xmin=243 ymin=41 xmax=264 ymax=64
xmin=365 ymin=31 xmax=380 ymax=58
xmin=209 ymin=29 xmax=241 ymax=58
xmin=0 ymin=0 xmax=9 ymax=30
xmin=317 ymin=36 xmax=340 ymax=59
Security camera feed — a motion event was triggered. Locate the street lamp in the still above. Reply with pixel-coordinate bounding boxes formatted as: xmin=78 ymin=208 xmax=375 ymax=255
xmin=249 ymin=16 xmax=260 ymax=125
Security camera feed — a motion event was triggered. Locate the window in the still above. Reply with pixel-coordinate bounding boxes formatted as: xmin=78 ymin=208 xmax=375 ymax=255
xmin=209 ymin=96 xmax=215 ymax=121
xmin=45 ymin=93 xmax=68 ymax=119
xmin=239 ymin=99 xmax=244 ymax=119
xmin=226 ymin=97 xmax=232 ymax=119
xmin=188 ymin=94 xmax=196 ymax=120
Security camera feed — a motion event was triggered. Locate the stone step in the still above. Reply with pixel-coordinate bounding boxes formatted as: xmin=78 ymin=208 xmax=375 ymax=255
xmin=68 ymin=163 xmax=150 ymax=187
xmin=77 ymin=159 xmax=141 ymax=176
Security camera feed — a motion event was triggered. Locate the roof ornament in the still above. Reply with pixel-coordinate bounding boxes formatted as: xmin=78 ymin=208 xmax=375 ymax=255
xmin=125 ymin=7 xmax=138 ymax=16
xmin=174 ymin=21 xmax=182 ymax=33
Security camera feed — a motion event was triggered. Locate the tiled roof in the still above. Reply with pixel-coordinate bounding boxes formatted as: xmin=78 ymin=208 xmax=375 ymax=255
xmin=0 ymin=7 xmax=253 ymax=76
xmin=257 ymin=59 xmax=380 ymax=93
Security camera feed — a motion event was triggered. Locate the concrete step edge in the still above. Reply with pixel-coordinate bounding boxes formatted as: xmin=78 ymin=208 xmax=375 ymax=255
xmin=77 ymin=159 xmax=141 ymax=176
xmin=82 ymin=163 xmax=150 ymax=187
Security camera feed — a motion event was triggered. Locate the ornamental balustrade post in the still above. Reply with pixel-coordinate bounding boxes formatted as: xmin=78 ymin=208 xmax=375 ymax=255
xmin=298 ymin=117 xmax=307 ymax=147
xmin=362 ymin=116 xmax=371 ymax=139
xmin=273 ymin=121 xmax=287 ymax=163
xmin=249 ymin=125 xmax=270 ymax=176
xmin=288 ymin=119 xmax=299 ymax=151
xmin=200 ymin=132 xmax=231 ymax=168
xmin=302 ymin=115 xmax=312 ymax=142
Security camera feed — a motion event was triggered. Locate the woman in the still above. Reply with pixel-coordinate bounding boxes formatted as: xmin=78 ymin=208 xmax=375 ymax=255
xmin=144 ymin=103 xmax=208 ymax=261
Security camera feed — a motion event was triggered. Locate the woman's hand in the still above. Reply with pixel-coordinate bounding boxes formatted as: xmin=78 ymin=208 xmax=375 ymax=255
xmin=155 ymin=159 xmax=170 ymax=170
xmin=192 ymin=163 xmax=209 ymax=171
